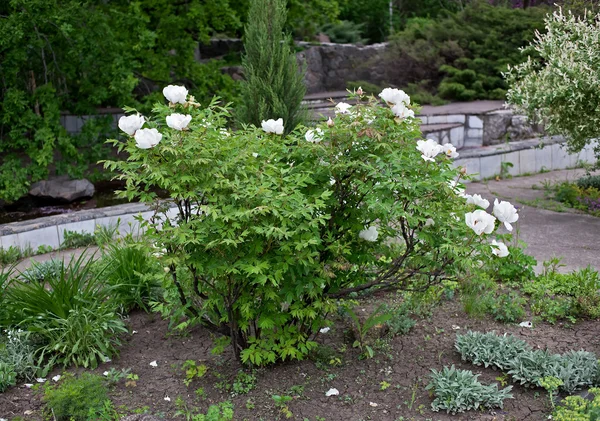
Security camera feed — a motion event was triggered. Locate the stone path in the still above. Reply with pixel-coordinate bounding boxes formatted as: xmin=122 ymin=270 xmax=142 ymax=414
xmin=467 ymin=168 xmax=600 ymax=273
xmin=6 ymin=169 xmax=599 ymax=275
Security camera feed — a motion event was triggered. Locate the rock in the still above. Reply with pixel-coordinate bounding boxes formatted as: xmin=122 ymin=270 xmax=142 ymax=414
xmin=29 ymin=176 xmax=94 ymax=202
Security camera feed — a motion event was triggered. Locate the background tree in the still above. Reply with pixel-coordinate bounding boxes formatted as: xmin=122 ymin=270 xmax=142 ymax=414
xmin=236 ymin=0 xmax=306 ymax=132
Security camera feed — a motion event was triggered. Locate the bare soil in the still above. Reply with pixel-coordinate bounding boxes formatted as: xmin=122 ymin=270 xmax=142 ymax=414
xmin=2 ymin=297 xmax=600 ymax=421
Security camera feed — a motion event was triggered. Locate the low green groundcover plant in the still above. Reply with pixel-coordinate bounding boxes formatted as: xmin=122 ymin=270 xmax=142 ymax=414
xmin=0 ymin=329 xmax=40 ymax=392
xmin=106 ymin=86 xmax=522 ymax=365
xmin=456 ymin=331 xmax=600 ymax=393
xmin=553 ymin=387 xmax=600 ymax=421
xmin=426 ymin=365 xmax=513 ymax=414
xmin=522 ymin=264 xmax=600 ymax=323
xmin=43 ymin=373 xmax=110 ymax=421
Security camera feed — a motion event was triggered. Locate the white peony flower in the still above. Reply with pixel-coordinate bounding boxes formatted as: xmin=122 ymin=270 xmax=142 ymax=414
xmin=319 ymin=327 xmax=331 ymax=334
xmin=134 ymin=128 xmax=162 ymax=149
xmin=118 ymin=114 xmax=145 ymax=136
xmin=149 ymin=360 xmax=158 ymax=367
xmin=162 ymin=85 xmax=188 ymax=104
xmin=493 ymin=199 xmax=519 ymax=231
xmin=465 ymin=210 xmax=496 ymax=236
xmin=491 ymin=239 xmax=510 ymax=257
xmin=334 ymin=102 xmax=352 ymax=114
xmin=305 ymin=128 xmax=324 ymax=143
xmin=261 ymin=118 xmax=284 ymax=135
xmin=416 ymin=139 xmax=443 ymax=162
xmin=465 ymin=194 xmax=490 ymax=210
xmin=378 ymin=88 xmax=410 ymax=106
xmin=391 ymin=102 xmax=415 ymax=119
xmin=166 ymin=113 xmax=192 ymax=131
xmin=441 ymin=143 xmax=459 ymax=159
xmin=325 ymin=388 xmax=339 ymax=397
xmin=359 ymin=226 xmax=379 ymax=242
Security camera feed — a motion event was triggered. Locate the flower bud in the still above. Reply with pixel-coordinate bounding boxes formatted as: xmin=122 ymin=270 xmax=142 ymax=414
xmin=327 ymin=117 xmax=334 ymax=127
xmin=460 ymin=166 xmax=468 ymax=175
xmin=163 ymin=267 xmax=170 ymax=273
xmin=357 ymin=86 xmax=364 ymax=96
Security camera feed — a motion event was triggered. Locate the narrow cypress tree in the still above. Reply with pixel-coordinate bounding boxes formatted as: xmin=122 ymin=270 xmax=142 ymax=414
xmin=237 ymin=0 xmax=307 ymax=133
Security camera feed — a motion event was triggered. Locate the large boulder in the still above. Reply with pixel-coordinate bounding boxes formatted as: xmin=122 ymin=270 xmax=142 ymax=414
xmin=29 ymin=176 xmax=94 ymax=202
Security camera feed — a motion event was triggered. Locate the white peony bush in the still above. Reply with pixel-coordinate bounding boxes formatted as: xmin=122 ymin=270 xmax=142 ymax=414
xmin=106 ymin=87 xmax=521 ymax=366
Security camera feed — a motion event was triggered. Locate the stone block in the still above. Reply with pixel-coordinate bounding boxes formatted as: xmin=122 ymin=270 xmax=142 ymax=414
xmin=0 ymin=234 xmax=20 ymax=250
xmin=439 ymin=130 xmax=450 ymax=145
xmin=483 ymin=113 xmax=511 ymax=145
xmin=467 ymin=128 xmax=483 ymax=139
xmin=18 ymin=226 xmax=60 ymax=250
xmin=57 ymin=220 xmax=96 ymax=245
xmin=468 ymin=116 xmax=484 ymax=129
xmin=446 ymin=114 xmax=466 ymax=124
xmin=501 ymin=151 xmax=520 ymax=177
xmin=428 ymin=115 xmax=448 ymax=124
xmin=418 ymin=116 xmax=428 ymax=125
xmin=426 ymin=132 xmax=439 ymax=144
xmin=479 ymin=154 xmax=502 ymax=180
xmin=534 ymin=145 xmax=552 ymax=173
xmin=519 ymin=148 xmax=536 ymax=174
xmin=551 ymin=143 xmax=570 ymax=170
xmin=450 ymin=126 xmax=465 ymax=149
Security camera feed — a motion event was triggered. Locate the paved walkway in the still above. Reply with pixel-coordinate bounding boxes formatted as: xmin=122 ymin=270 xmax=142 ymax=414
xmin=467 ymin=168 xmax=600 ymax=273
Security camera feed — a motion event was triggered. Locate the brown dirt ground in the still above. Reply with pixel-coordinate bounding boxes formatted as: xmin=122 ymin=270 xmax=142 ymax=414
xmin=2 ymin=296 xmax=600 ymax=421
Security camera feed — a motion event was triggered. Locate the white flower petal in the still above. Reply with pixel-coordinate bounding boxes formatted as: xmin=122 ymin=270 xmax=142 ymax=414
xmin=319 ymin=327 xmax=331 ymax=334
xmin=359 ymin=226 xmax=379 ymax=242
xmin=166 ymin=113 xmax=192 ymax=131
xmin=163 ymin=85 xmax=188 ymax=104
xmin=325 ymin=388 xmax=339 ymax=397
xmin=52 ymin=375 xmax=61 ymax=382
xmin=519 ymin=321 xmax=532 ymax=328
xmin=150 ymin=360 xmax=158 ymax=367
xmin=134 ymin=128 xmax=162 ymax=149
xmin=261 ymin=118 xmax=284 ymax=134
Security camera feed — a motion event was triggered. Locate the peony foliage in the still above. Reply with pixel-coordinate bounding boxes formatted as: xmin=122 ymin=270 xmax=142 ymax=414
xmin=105 ymin=88 xmax=517 ymax=365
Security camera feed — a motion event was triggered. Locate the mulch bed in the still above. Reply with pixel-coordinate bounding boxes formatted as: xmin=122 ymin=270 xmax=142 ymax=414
xmin=2 ymin=297 xmax=599 ymax=421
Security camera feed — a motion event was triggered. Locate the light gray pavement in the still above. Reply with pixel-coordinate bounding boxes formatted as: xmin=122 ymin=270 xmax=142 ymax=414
xmin=467 ymin=168 xmax=600 ymax=273
xmin=9 ymin=246 xmax=99 ymax=274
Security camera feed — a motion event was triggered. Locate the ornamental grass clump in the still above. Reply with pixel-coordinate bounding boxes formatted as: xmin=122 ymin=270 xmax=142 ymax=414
xmin=106 ymin=86 xmax=521 ymax=365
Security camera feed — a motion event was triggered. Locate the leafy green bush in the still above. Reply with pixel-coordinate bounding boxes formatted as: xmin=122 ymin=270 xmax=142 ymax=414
xmin=0 ymin=246 xmax=33 ymax=266
xmin=386 ymin=2 xmax=548 ymax=101
xmin=578 ymin=175 xmax=600 ymax=190
xmin=553 ymin=387 xmax=600 ymax=421
xmin=426 ymin=365 xmax=513 ymax=414
xmin=0 ymin=0 xmax=242 ymax=203
xmin=506 ymin=7 xmax=600 ymax=162
xmin=488 ymin=291 xmax=527 ymax=323
xmin=321 ymin=21 xmax=366 ymax=44
xmin=102 ymin=241 xmax=161 ymax=311
xmin=482 ymin=236 xmax=537 ymax=285
xmin=107 ymin=87 xmax=522 ymax=365
xmin=522 ymin=266 xmax=600 ymax=323
xmin=456 ymin=331 xmax=600 ymax=393
xmin=43 ymin=373 xmax=109 ymax=421
xmin=1 ymin=253 xmax=126 ymax=370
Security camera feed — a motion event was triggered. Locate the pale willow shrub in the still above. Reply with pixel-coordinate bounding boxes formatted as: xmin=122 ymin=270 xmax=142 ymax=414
xmin=105 ymin=88 xmax=515 ymax=365
xmin=505 ymin=8 xmax=600 ymax=159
